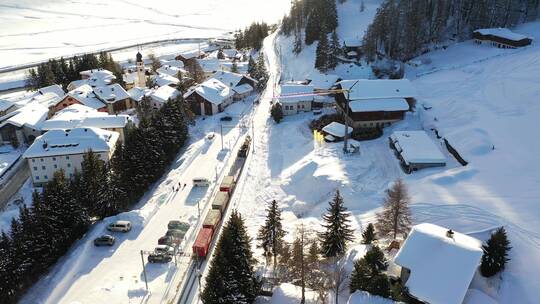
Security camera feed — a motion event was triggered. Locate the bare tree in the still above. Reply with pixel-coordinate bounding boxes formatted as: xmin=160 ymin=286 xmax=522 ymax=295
xmin=375 ymin=178 xmax=412 ymax=239
xmin=327 ymin=257 xmax=348 ymax=304
xmin=148 ymin=53 xmax=161 ymax=73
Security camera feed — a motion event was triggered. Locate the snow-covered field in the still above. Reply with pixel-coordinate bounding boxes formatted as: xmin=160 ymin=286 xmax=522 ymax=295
xmin=0 ymin=0 xmax=291 ymax=70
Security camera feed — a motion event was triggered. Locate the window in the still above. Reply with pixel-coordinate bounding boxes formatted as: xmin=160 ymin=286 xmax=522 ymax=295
xmin=32 ymin=159 xmax=35 ymax=163
xmin=66 ymin=156 xmax=70 ymax=160
xmin=42 ymin=166 xmax=46 ymax=170
xmin=33 ymin=166 xmax=37 ymax=171
xmin=52 ymin=157 xmax=56 ymax=161
xmin=54 ymin=165 xmax=58 ymax=169
xmin=40 ymin=158 xmax=43 ymax=162
xmin=44 ymin=175 xmax=48 ymax=180
xmin=67 ymin=163 xmax=71 ymax=168
xmin=36 ymin=176 xmax=40 ymax=180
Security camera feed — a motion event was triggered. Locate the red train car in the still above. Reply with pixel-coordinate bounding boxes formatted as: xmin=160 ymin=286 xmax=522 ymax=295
xmin=192 ymin=228 xmax=213 ymax=258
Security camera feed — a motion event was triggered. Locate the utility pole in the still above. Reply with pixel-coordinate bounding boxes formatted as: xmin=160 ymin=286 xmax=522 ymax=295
xmin=343 ymin=80 xmax=360 ymax=154
xmin=220 ymin=124 xmax=224 ymax=150
xmin=197 ymin=199 xmax=201 ymax=220
xmin=140 ymin=250 xmax=149 ymax=292
xmin=251 ymin=119 xmax=255 ymax=153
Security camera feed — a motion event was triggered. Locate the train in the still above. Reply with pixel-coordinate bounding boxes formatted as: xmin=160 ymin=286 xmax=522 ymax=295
xmin=192 ymin=135 xmax=251 ymax=258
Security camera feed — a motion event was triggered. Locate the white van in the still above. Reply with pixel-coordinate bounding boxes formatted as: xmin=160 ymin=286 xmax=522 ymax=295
xmin=107 ymin=220 xmax=132 ymax=232
xmin=192 ymin=177 xmax=210 ymax=187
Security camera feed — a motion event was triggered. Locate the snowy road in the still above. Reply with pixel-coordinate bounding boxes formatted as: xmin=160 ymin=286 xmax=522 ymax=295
xmin=21 ymin=103 xmax=254 ymax=304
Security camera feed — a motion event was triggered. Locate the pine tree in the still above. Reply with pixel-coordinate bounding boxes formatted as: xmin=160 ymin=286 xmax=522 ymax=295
xmin=481 ymin=227 xmax=511 ymax=277
xmin=255 ymin=53 xmax=269 ymax=91
xmin=278 ymin=242 xmax=292 ymax=281
xmin=217 ymin=49 xmax=225 ymax=59
xmin=293 ymin=27 xmax=303 ymax=55
xmin=319 ymin=189 xmax=355 ymax=258
xmin=362 ymin=223 xmax=376 ymax=244
xmin=349 ymin=246 xmax=389 ymax=295
xmin=257 ymin=200 xmax=286 ymax=272
xmin=201 ymin=211 xmax=260 ymax=304
xmin=80 ymin=150 xmax=107 ymax=217
xmin=247 ymin=56 xmax=257 ymax=78
xmin=328 ymin=30 xmax=340 ymax=70
xmin=375 ymin=178 xmax=412 ymax=239
xmin=315 ymin=24 xmax=330 ymax=72
xmin=270 ymin=103 xmax=284 ymax=123
xmin=231 ymin=60 xmax=239 ymax=73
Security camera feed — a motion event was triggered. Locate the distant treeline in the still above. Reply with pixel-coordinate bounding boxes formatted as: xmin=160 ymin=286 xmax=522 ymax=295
xmin=235 ymin=22 xmax=270 ymax=50
xmin=0 ymin=97 xmax=192 ymax=303
xmin=363 ymin=0 xmax=540 ymax=61
xmin=26 ymin=52 xmax=125 ymax=91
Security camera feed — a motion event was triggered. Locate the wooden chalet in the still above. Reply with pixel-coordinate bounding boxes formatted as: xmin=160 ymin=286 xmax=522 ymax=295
xmin=473 ymin=28 xmax=532 ymax=48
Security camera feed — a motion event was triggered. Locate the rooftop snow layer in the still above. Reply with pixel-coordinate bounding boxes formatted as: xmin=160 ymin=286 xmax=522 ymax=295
xmin=338 ymin=79 xmax=417 ymax=101
xmin=212 ymin=70 xmax=256 ymax=87
xmin=394 ymin=223 xmax=483 ymax=304
xmin=390 ymin=131 xmax=446 ymax=165
xmin=151 ymin=74 xmax=179 ymax=87
xmin=0 ymin=103 xmax=48 ymax=129
xmin=94 ymin=84 xmax=130 ymax=104
xmin=128 ymin=87 xmax=152 ymax=102
xmin=185 ymin=78 xmax=233 ymax=105
xmin=322 ymin=122 xmax=353 ymax=138
xmin=157 ymin=65 xmax=186 ymax=77
xmin=150 ymin=85 xmax=180 ymax=104
xmin=23 ymin=127 xmax=119 ymax=158
xmin=66 ymin=85 xmax=106 ymax=110
xmin=279 ymin=84 xmax=315 ymax=103
xmin=306 ymin=72 xmax=340 ymax=90
xmin=474 ymin=28 xmax=531 ymax=41
xmin=0 ymin=99 xmax=14 ymax=112
xmin=349 ymin=98 xmax=409 ymax=112
xmin=42 ymin=105 xmax=129 ymax=130
xmin=38 ymin=84 xmax=65 ymax=98
xmin=232 ymin=83 xmax=253 ymax=95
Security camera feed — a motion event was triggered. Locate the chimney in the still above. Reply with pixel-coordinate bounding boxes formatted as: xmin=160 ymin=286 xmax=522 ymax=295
xmin=446 ymin=229 xmax=454 ymax=238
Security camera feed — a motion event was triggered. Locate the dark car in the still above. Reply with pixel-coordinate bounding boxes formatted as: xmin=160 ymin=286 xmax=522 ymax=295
xmin=158 ymin=236 xmax=174 ymax=246
xmin=94 ymin=235 xmax=115 ymax=246
xmin=220 ymin=116 xmax=232 ymax=121
xmin=148 ymin=253 xmax=172 ymax=263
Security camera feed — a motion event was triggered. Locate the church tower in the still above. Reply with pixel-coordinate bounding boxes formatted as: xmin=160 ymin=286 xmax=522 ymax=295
xmin=136 ymin=51 xmax=145 ymax=87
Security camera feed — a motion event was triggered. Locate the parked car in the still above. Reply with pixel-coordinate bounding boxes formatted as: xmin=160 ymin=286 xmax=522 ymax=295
xmin=107 ymin=220 xmax=132 ymax=232
xmin=220 ymin=116 xmax=232 ymax=121
xmin=94 ymin=235 xmax=115 ymax=246
xmin=155 ymin=245 xmax=175 ymax=256
xmin=148 ymin=253 xmax=172 ymax=263
xmin=206 ymin=133 xmax=216 ymax=140
xmin=158 ymin=235 xmax=175 ymax=246
xmin=192 ymin=177 xmax=210 ymax=187
xmin=166 ymin=229 xmax=186 ymax=240
xmin=167 ymin=220 xmax=190 ymax=232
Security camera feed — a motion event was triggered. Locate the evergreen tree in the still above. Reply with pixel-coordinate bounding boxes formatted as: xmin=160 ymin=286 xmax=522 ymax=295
xmin=255 ymin=53 xmax=269 ymax=91
xmin=293 ymin=27 xmax=303 ymax=55
xmin=362 ymin=223 xmax=376 ymax=244
xmin=231 ymin=60 xmax=239 ymax=73
xmin=270 ymin=103 xmax=284 ymax=123
xmin=481 ymin=227 xmax=511 ymax=277
xmin=278 ymin=242 xmax=292 ymax=281
xmin=375 ymin=178 xmax=412 ymax=239
xmin=257 ymin=200 xmax=286 ymax=272
xmin=80 ymin=150 xmax=107 ymax=217
xmin=328 ymin=30 xmax=340 ymax=70
xmin=319 ymin=189 xmax=355 ymax=258
xmin=201 ymin=211 xmax=260 ymax=304
xmin=26 ymin=68 xmax=40 ymax=90
xmin=315 ymin=25 xmax=330 ymax=72
xmin=217 ymin=49 xmax=225 ymax=59
xmin=247 ymin=56 xmax=257 ymax=78
xmin=349 ymin=246 xmax=389 ymax=295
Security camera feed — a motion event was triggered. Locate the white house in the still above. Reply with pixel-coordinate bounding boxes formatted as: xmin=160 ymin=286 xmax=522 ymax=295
xmin=0 ymin=103 xmax=49 ymax=144
xmin=278 ymin=84 xmax=314 ymax=115
xmin=149 ymin=85 xmax=180 ymax=109
xmin=68 ymin=69 xmax=116 ymax=91
xmin=157 ymin=65 xmax=187 ymax=78
xmin=183 ymin=78 xmax=234 ymax=115
xmin=389 ymin=130 xmax=446 ymax=173
xmin=394 ymin=223 xmax=483 ymax=304
xmin=212 ymin=71 xmax=256 ymax=100
xmin=151 ymin=73 xmax=179 ymax=87
xmin=23 ymin=127 xmax=119 ymax=186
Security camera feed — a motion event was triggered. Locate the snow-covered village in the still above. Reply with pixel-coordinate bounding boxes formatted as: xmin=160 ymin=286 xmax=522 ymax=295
xmin=0 ymin=0 xmax=539 ymax=303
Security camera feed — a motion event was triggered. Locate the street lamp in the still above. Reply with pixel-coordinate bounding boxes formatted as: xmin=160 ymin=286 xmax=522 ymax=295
xmin=343 ymin=80 xmax=360 ymax=153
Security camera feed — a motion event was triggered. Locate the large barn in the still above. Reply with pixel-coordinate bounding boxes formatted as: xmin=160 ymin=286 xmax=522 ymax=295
xmin=473 ymin=28 xmax=532 ymax=48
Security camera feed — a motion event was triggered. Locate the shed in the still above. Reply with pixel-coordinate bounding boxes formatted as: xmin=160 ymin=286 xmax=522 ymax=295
xmin=321 ymin=122 xmax=353 ymax=141
xmin=211 ymin=191 xmax=230 ymax=213
xmin=473 ymin=28 xmax=532 ymax=48
xmin=389 ymin=131 xmax=446 ymax=173
xmin=394 ymin=223 xmax=483 ymax=304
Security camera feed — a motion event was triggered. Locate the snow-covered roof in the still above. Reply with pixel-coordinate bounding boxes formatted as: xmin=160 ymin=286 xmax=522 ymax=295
xmin=474 ymin=28 xmax=531 ymax=41
xmin=343 ymin=38 xmax=362 ymax=47
xmin=0 ymin=99 xmax=15 ymax=112
xmin=390 ymin=131 xmax=446 ymax=165
xmin=0 ymin=103 xmax=48 ymax=129
xmin=66 ymin=84 xmax=106 ymax=110
xmin=128 ymin=87 xmax=151 ymax=102
xmin=151 ymin=74 xmax=179 ymax=87
xmin=80 ymin=116 xmax=130 ymax=129
xmin=222 ymin=49 xmax=238 ymax=58
xmin=306 ymin=72 xmax=340 ymax=90
xmin=347 ymin=291 xmax=395 ymax=304
xmin=212 ymin=70 xmax=256 ymax=88
xmin=73 ymin=69 xmax=116 ymax=89
xmin=338 ymin=79 xmax=417 ymax=101
xmin=177 ymin=50 xmax=201 ymax=60
xmin=322 ymin=122 xmax=353 ymax=138
xmin=93 ymin=84 xmax=130 ymax=104
xmin=270 ymin=283 xmax=319 ymax=303
xmin=41 ymin=104 xmax=129 ymax=130
xmin=23 ymin=127 xmax=119 ymax=158
xmin=29 ymin=92 xmax=64 ymax=108
xmin=197 ymin=58 xmax=221 ymax=73
xmin=349 ymin=98 xmax=410 ymax=112
xmin=219 ymin=61 xmax=249 ymax=74
xmin=80 ymin=69 xmax=114 ymax=79
xmin=279 ymin=84 xmax=315 ymax=103
xmin=38 ymin=84 xmax=65 ymax=97
xmin=184 ymin=78 xmax=233 ymax=105
xmin=394 ymin=223 xmax=483 ymax=304
xmin=232 ymin=83 xmax=253 ymax=95
xmin=150 ymin=85 xmax=180 ymax=104
xmin=157 ymin=65 xmax=186 ymax=77
xmin=159 ymin=59 xmax=184 ymax=68
xmin=123 ymin=72 xmax=137 ymax=85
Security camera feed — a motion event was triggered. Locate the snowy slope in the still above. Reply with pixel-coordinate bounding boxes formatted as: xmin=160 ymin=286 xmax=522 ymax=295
xmin=0 ymin=0 xmax=291 ymax=69
xmin=234 ymin=15 xmax=540 ymax=304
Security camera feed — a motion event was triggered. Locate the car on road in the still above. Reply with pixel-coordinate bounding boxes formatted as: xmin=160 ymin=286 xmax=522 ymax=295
xmin=94 ymin=235 xmax=115 ymax=246
xmin=167 ymin=220 xmax=190 ymax=232
xmin=155 ymin=245 xmax=175 ymax=256
xmin=166 ymin=229 xmax=186 ymax=240
xmin=107 ymin=220 xmax=132 ymax=232
xmin=220 ymin=116 xmax=232 ymax=121
xmin=158 ymin=235 xmax=175 ymax=246
xmin=148 ymin=253 xmax=172 ymax=263
xmin=206 ymin=133 xmax=216 ymax=140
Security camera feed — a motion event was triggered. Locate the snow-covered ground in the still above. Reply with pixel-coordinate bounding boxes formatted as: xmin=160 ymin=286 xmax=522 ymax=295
xmin=21 ymin=100 xmax=256 ymax=304
xmin=236 ymin=12 xmax=540 ymax=304
xmin=0 ymin=0 xmax=291 ymax=70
